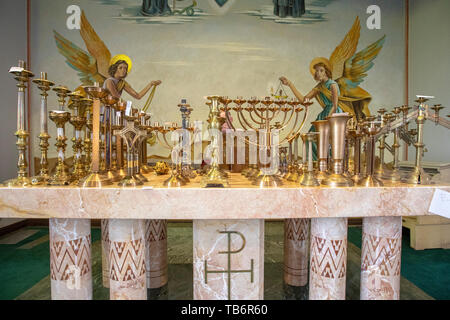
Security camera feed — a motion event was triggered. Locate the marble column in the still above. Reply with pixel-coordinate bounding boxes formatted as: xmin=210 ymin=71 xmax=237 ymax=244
xmin=145 ymin=219 xmax=168 ymax=289
xmin=193 ymin=219 xmax=264 ymax=300
xmin=360 ymin=216 xmax=402 ymax=300
xmin=101 ymin=219 xmax=110 ymax=288
xmin=309 ymin=218 xmax=347 ymax=300
xmin=49 ymin=218 xmax=92 ymax=300
xmin=109 ymin=219 xmax=147 ymax=300
xmin=283 ymin=218 xmax=310 ymax=286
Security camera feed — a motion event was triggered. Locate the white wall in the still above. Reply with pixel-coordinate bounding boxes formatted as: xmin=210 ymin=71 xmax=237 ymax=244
xmin=0 ymin=0 xmax=27 ymax=181
xmin=409 ymin=0 xmax=450 ymax=163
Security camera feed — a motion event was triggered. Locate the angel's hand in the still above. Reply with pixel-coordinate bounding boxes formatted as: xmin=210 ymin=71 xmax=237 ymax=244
xmin=279 ymin=76 xmax=291 ymax=86
xmin=151 ymin=80 xmax=162 ymax=86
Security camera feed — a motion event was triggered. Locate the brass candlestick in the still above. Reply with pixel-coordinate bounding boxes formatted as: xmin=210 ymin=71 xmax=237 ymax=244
xmin=4 ymin=60 xmax=34 ymax=187
xmin=114 ymin=113 xmax=147 ymax=187
xmin=382 ymin=112 xmax=402 ymax=182
xmin=82 ymin=98 xmax=93 ymax=173
xmin=79 ymin=85 xmax=112 ymax=187
xmin=349 ymin=120 xmax=365 ymax=183
xmin=113 ymin=100 xmax=127 ymax=179
xmin=286 ymin=133 xmax=300 ymax=182
xmin=31 ymin=72 xmax=54 ymax=185
xmin=48 ymin=86 xmax=72 ymax=186
xmin=374 ymin=109 xmax=392 ymax=179
xmin=68 ymin=91 xmax=87 ymax=184
xmin=140 ymin=114 xmax=153 ymax=174
xmin=298 ymin=132 xmax=320 ymax=186
xmin=357 ymin=120 xmax=383 ymax=187
xmin=321 ymin=113 xmax=354 ymax=187
xmin=201 ymin=96 xmax=229 ymax=188
xmin=311 ymin=120 xmax=330 ymax=182
xmin=102 ymin=95 xmax=121 ymax=182
xmin=404 ymin=97 xmax=432 ymax=184
xmin=134 ymin=111 xmax=149 ymax=183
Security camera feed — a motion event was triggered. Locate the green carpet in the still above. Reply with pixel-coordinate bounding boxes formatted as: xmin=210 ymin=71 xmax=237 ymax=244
xmin=0 ymin=222 xmax=447 ymax=300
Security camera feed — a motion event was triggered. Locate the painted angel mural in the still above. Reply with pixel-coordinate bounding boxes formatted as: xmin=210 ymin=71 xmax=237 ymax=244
xmin=280 ymin=16 xmax=385 ymax=159
xmin=53 ymin=10 xmax=161 ymax=101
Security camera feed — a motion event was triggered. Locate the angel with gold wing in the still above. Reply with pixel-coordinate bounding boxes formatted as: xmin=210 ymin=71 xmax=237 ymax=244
xmin=53 ymin=10 xmax=161 ymax=101
xmin=280 ymin=16 xmax=385 ymax=160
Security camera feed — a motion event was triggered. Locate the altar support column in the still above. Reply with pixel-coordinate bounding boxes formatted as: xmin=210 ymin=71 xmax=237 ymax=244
xmin=145 ymin=220 xmax=168 ymax=289
xmin=360 ymin=216 xmax=402 ymax=300
xmin=101 ymin=219 xmax=110 ymax=288
xmin=309 ymin=218 xmax=347 ymax=300
xmin=284 ymin=219 xmax=310 ymax=286
xmin=193 ymin=219 xmax=264 ymax=300
xmin=49 ymin=218 xmax=92 ymax=300
xmin=109 ymin=219 xmax=147 ymax=300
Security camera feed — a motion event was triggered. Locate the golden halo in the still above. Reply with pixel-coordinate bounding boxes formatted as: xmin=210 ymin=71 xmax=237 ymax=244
xmin=110 ymin=54 xmax=133 ymax=73
xmin=309 ymin=57 xmax=332 ymax=78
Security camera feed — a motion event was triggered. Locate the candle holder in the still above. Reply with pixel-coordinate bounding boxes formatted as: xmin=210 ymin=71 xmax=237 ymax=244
xmin=178 ymin=99 xmax=197 ymax=180
xmin=81 ymin=98 xmax=93 ymax=173
xmin=374 ymin=109 xmax=392 ymax=179
xmin=114 ymin=113 xmax=147 ymax=187
xmin=298 ymin=132 xmax=320 ymax=186
xmin=102 ymin=95 xmax=121 ymax=182
xmin=134 ymin=112 xmax=149 ymax=183
xmin=357 ymin=120 xmax=383 ymax=187
xmin=68 ymin=91 xmax=87 ymax=184
xmin=48 ymin=86 xmax=72 ymax=186
xmin=349 ymin=120 xmax=365 ymax=183
xmin=382 ymin=112 xmax=402 ymax=182
xmin=201 ymin=96 xmax=229 ymax=188
xmin=404 ymin=97 xmax=432 ymax=184
xmin=4 ymin=60 xmax=34 ymax=187
xmin=31 ymin=72 xmax=54 ymax=185
xmin=79 ymin=85 xmax=112 ymax=187
xmin=140 ymin=113 xmax=153 ymax=174
xmin=321 ymin=113 xmax=354 ymax=187
xmin=112 ymin=100 xmax=127 ymax=179
xmin=311 ymin=120 xmax=330 ymax=183
xmin=286 ymin=133 xmax=301 ymax=182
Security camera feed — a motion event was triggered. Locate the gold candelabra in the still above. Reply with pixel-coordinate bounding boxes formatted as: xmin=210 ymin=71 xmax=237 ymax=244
xmin=31 ymin=72 xmax=54 ymax=185
xmin=68 ymin=91 xmax=87 ymax=184
xmin=4 ymin=60 xmax=34 ymax=187
xmin=357 ymin=120 xmax=383 ymax=187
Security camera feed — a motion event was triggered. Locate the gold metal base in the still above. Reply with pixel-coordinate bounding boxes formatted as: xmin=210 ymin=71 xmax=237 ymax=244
xmin=351 ymin=173 xmax=366 ymax=184
xmin=118 ymin=176 xmax=143 ymax=187
xmin=357 ymin=175 xmax=384 ymax=187
xmin=78 ymin=173 xmax=113 ymax=188
xmin=403 ymin=167 xmax=433 ymax=185
xmin=252 ymin=174 xmax=283 ymax=188
xmin=4 ymin=176 xmax=32 ymax=188
xmin=117 ymin=168 xmax=127 ymax=179
xmin=321 ymin=173 xmax=354 ymax=187
xmin=31 ymin=173 xmax=50 ymax=186
xmin=163 ymin=173 xmax=185 ymax=188
xmin=105 ymin=170 xmax=121 ymax=182
xmin=315 ymin=170 xmax=329 ymax=183
xmin=381 ymin=168 xmax=402 ymax=182
xmin=48 ymin=172 xmax=73 ymax=186
xmin=298 ymin=172 xmax=320 ymax=186
xmin=201 ymin=166 xmax=229 ymax=188
xmin=134 ymin=173 xmax=149 ymax=183
xmin=141 ymin=164 xmax=153 ymax=174
xmin=286 ymin=170 xmax=300 ymax=182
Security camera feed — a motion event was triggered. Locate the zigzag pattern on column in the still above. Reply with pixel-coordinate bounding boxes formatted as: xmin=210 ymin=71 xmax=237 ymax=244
xmin=110 ymin=239 xmax=146 ymax=282
xmin=286 ymin=219 xmax=309 ymax=241
xmin=146 ymin=220 xmax=167 ymax=242
xmin=310 ymin=236 xmax=346 ymax=279
xmin=50 ymin=235 xmax=91 ymax=280
xmin=361 ymin=233 xmax=401 ymax=276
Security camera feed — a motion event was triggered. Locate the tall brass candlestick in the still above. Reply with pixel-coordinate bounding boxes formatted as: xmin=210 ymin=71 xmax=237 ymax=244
xmin=81 ymin=98 xmax=93 ymax=173
xmin=31 ymin=72 xmax=54 ymax=185
xmin=349 ymin=120 xmax=365 ymax=183
xmin=311 ymin=120 xmax=330 ymax=182
xmin=321 ymin=113 xmax=354 ymax=187
xmin=4 ymin=60 xmax=34 ymax=187
xmin=79 ymin=85 xmax=112 ymax=187
xmin=48 ymin=86 xmax=72 ymax=186
xmin=201 ymin=96 xmax=229 ymax=188
xmin=299 ymin=132 xmax=320 ymax=186
xmin=114 ymin=100 xmax=127 ymax=179
xmin=357 ymin=120 xmax=383 ymax=187
xmin=102 ymin=95 xmax=120 ymax=182
xmin=382 ymin=112 xmax=402 ymax=182
xmin=68 ymin=91 xmax=87 ymax=184
xmin=404 ymin=97 xmax=432 ymax=184
xmin=374 ymin=108 xmax=388 ymax=178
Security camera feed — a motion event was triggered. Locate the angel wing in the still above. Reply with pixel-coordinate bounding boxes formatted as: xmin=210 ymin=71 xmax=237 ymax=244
xmin=54 ymin=30 xmax=104 ymax=85
xmin=79 ymin=10 xmax=111 ymax=78
xmin=337 ymin=35 xmax=386 ymax=90
xmin=53 ymin=10 xmax=111 ymax=85
xmin=329 ymin=16 xmax=361 ymax=80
